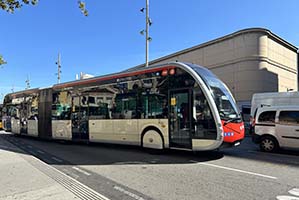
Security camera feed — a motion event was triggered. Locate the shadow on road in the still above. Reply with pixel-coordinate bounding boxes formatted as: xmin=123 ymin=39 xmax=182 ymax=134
xmin=2 ymin=132 xmax=298 ymax=168
xmin=220 ymin=136 xmax=299 ymax=167
xmin=0 ymin=132 xmax=224 ymax=166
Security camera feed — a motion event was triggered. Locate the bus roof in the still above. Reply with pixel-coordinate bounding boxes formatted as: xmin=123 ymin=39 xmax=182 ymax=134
xmin=4 ymin=88 xmax=40 ymax=98
xmin=52 ymin=62 xmax=188 ymax=90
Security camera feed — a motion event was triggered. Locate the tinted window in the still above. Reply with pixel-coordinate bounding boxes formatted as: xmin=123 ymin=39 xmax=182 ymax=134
xmin=189 ymin=64 xmax=241 ymax=121
xmin=193 ymin=88 xmax=217 ymax=139
xmin=141 ymin=94 xmax=166 ymax=119
xmin=258 ymin=111 xmax=276 ymax=123
xmin=113 ymin=93 xmax=137 ymax=119
xmin=279 ymin=111 xmax=299 ymax=125
xmin=52 ymin=91 xmax=72 ymax=120
xmin=28 ymin=95 xmax=39 ymax=120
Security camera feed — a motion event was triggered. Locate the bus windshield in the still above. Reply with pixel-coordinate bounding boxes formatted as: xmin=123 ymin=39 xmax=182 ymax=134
xmin=189 ymin=64 xmax=241 ymax=121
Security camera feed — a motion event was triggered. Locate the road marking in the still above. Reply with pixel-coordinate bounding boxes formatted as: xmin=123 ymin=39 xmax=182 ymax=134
xmin=277 ymin=188 xmax=299 ymax=199
xmin=37 ymin=150 xmax=45 ymax=154
xmin=198 ymin=162 xmax=277 ymax=180
xmin=27 ymin=145 xmax=33 ymax=148
xmin=289 ymin=188 xmax=299 ymax=196
xmin=113 ymin=161 xmax=147 ymax=165
xmin=276 ymin=196 xmax=299 ymax=200
xmin=113 ymin=185 xmax=145 ymax=200
xmin=51 ymin=157 xmax=63 ymax=163
xmin=29 ymin=156 xmax=110 ymax=200
xmin=72 ymin=166 xmax=91 ymax=176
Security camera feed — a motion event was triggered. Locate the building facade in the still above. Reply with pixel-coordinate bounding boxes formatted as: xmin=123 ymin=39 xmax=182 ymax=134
xmin=138 ymin=28 xmax=298 ymax=112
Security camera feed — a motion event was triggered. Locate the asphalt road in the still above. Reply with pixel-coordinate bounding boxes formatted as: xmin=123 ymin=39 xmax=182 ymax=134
xmin=1 ymin=131 xmax=299 ymax=200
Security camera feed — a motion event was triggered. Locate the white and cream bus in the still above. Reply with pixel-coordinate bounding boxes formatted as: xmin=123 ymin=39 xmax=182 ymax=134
xmin=3 ymin=62 xmax=244 ymax=151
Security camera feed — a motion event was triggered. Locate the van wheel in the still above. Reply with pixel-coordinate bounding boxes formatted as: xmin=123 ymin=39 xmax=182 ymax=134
xmin=260 ymin=136 xmax=278 ymax=152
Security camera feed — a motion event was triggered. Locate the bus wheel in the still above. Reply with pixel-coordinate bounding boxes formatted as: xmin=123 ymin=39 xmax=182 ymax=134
xmin=260 ymin=136 xmax=279 ymax=152
xmin=142 ymin=129 xmax=164 ymax=151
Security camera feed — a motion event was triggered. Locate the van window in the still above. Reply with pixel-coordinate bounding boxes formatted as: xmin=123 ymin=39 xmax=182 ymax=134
xmin=279 ymin=111 xmax=299 ymax=125
xmin=258 ymin=111 xmax=276 ymax=123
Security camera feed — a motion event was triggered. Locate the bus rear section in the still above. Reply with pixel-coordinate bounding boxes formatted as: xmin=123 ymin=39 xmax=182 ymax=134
xmin=0 ymin=104 xmax=2 ymax=129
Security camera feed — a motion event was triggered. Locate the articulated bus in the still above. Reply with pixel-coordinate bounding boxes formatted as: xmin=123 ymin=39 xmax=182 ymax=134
xmin=2 ymin=88 xmax=39 ymax=133
xmin=2 ymin=62 xmax=244 ymax=151
xmin=0 ymin=104 xmax=2 ymax=129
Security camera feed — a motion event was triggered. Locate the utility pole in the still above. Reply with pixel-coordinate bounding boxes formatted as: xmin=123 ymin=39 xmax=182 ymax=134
xmin=25 ymin=75 xmax=30 ymax=89
xmin=140 ymin=0 xmax=152 ymax=67
xmin=56 ymin=53 xmax=62 ymax=84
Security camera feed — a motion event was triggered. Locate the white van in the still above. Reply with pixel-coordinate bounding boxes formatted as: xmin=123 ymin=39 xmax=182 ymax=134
xmin=250 ymin=92 xmax=299 ymax=118
xmin=252 ymin=106 xmax=299 ymax=152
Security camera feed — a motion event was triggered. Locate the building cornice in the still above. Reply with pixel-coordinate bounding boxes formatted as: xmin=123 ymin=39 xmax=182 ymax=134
xmin=207 ymin=55 xmax=297 ymax=75
xmin=134 ymin=28 xmax=298 ymax=68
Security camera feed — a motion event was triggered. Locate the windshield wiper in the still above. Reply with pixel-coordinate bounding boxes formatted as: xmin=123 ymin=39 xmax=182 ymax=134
xmin=224 ymin=117 xmax=241 ymax=126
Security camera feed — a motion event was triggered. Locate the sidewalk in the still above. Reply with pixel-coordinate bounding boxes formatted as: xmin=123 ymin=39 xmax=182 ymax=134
xmin=0 ymin=133 xmax=79 ymax=200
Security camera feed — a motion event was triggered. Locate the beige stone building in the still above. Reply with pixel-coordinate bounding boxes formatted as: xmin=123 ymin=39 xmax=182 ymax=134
xmin=137 ymin=28 xmax=298 ymax=111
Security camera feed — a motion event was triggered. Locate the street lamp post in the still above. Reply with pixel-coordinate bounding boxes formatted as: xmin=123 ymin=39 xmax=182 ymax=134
xmin=145 ymin=0 xmax=149 ymax=67
xmin=297 ymin=48 xmax=299 ymax=91
xmin=55 ymin=53 xmax=61 ymax=84
xmin=25 ymin=75 xmax=30 ymax=90
xmin=140 ymin=0 xmax=151 ymax=67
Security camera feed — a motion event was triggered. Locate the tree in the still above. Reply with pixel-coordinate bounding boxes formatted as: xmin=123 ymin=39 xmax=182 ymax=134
xmin=0 ymin=0 xmax=88 ymax=16
xmin=0 ymin=55 xmax=7 ymax=66
xmin=0 ymin=1 xmax=88 ymax=66
xmin=78 ymin=1 xmax=88 ymax=16
xmin=0 ymin=0 xmax=37 ymax=13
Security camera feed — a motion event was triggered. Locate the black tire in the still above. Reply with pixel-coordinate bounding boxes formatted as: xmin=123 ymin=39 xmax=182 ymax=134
xmin=259 ymin=136 xmax=279 ymax=152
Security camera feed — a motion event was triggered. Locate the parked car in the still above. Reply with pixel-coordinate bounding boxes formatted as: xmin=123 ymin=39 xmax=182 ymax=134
xmin=252 ymin=105 xmax=299 ymax=152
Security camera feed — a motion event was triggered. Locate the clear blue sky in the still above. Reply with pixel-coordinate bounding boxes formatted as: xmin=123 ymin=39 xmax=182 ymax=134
xmin=1 ymin=0 xmax=299 ymax=102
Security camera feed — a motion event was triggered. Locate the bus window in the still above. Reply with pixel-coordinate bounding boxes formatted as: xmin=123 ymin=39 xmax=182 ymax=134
xmin=28 ymin=95 xmax=39 ymax=120
xmin=141 ymin=94 xmax=166 ymax=119
xmin=193 ymin=89 xmax=217 ymax=139
xmin=89 ymin=102 xmax=109 ymax=119
xmin=113 ymin=94 xmax=137 ymax=119
xmin=52 ymin=92 xmax=71 ymax=120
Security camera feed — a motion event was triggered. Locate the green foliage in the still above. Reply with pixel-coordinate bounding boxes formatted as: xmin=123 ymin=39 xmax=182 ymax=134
xmin=78 ymin=1 xmax=88 ymax=16
xmin=0 ymin=0 xmax=88 ymax=16
xmin=0 ymin=0 xmax=38 ymax=13
xmin=0 ymin=55 xmax=7 ymax=66
xmin=0 ymin=1 xmax=88 ymax=66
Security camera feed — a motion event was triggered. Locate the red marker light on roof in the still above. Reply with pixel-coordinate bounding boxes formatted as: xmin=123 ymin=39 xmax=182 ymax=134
xmin=161 ymin=70 xmax=168 ymax=76
xmin=169 ymin=68 xmax=175 ymax=75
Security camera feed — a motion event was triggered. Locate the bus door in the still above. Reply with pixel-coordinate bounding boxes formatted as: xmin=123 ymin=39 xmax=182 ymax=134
xmin=71 ymin=95 xmax=89 ymax=141
xmin=169 ymin=89 xmax=192 ymax=149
